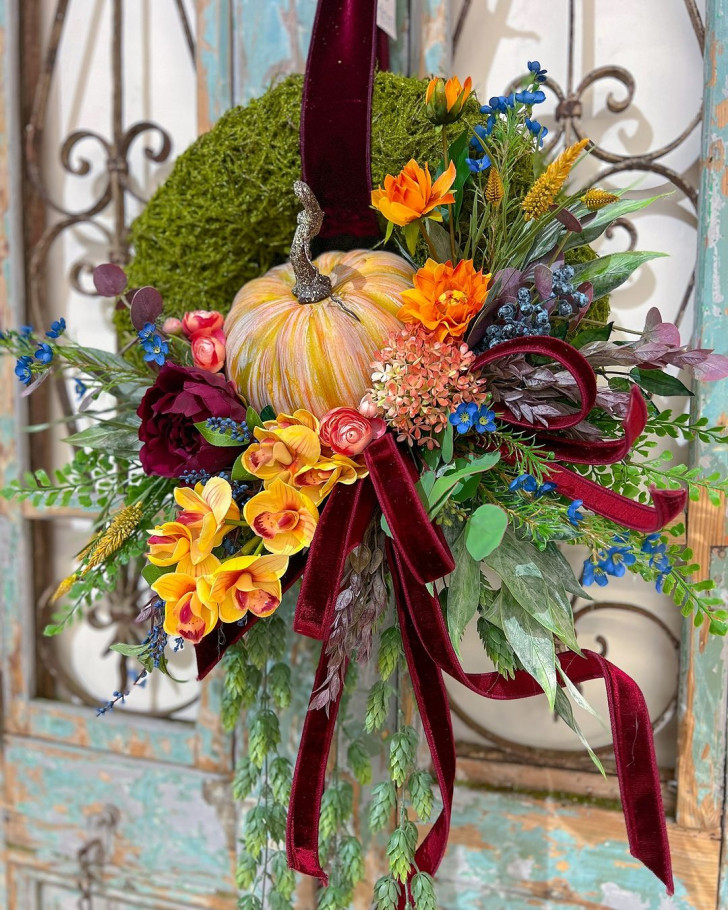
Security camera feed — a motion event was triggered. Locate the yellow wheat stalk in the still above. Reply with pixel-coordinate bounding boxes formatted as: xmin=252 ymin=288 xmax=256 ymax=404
xmin=521 ymin=138 xmax=591 ymax=221
xmin=485 ymin=167 xmax=504 ymax=206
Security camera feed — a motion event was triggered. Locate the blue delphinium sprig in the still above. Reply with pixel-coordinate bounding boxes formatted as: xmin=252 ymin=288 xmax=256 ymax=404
xmin=583 ymin=538 xmax=639 ymax=587
xmin=474 ymin=405 xmax=497 ymax=433
xmin=528 ymin=60 xmax=548 ymax=83
xmin=567 ymin=499 xmax=585 ymax=525
xmin=35 ymin=342 xmax=54 ymax=364
xmin=74 ymin=378 xmax=87 ymax=398
xmin=509 ymin=473 xmax=556 ymax=497
xmin=45 ymin=317 xmax=66 ymax=339
xmin=14 ymin=355 xmax=33 ymax=385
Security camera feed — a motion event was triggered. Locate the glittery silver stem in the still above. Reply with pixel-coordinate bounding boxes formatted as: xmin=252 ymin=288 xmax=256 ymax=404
xmin=291 ymin=180 xmax=333 ymax=304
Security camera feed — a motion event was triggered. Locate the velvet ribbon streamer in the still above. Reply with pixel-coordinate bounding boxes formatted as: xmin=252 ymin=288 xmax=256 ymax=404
xmin=300 ymin=0 xmax=386 ymax=239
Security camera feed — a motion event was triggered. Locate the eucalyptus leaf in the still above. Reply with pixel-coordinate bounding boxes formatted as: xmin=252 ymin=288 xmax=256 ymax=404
xmin=571 ymin=251 xmax=666 ymax=299
xmin=110 ymin=642 xmax=148 ymax=658
xmin=426 ymin=220 xmax=458 ymax=261
xmin=64 ymin=425 xmax=141 ymax=458
xmin=246 ymin=406 xmax=264 ymax=432
xmin=497 ymin=586 xmax=557 ymax=709
xmin=445 ymin=528 xmax=481 ymax=656
xmin=465 ymin=504 xmax=507 ymax=561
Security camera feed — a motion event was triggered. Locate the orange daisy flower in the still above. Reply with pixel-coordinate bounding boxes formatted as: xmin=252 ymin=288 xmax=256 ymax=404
xmin=397 ymin=258 xmax=491 ymax=341
xmin=371 ymin=159 xmax=457 ymax=227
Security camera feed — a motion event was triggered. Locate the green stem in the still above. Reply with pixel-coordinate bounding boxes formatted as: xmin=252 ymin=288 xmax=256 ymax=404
xmin=441 ymin=128 xmax=457 ymax=262
xmin=417 ymin=221 xmax=439 ymax=261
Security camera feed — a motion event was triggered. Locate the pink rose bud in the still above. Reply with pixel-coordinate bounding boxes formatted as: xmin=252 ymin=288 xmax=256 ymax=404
xmin=191 ymin=330 xmax=226 ymax=373
xmin=358 ymin=394 xmax=379 ymax=419
xmin=182 ymin=309 xmax=224 ymax=338
xmin=162 ymin=317 xmax=183 ymax=335
xmin=320 ymin=407 xmax=386 ymax=457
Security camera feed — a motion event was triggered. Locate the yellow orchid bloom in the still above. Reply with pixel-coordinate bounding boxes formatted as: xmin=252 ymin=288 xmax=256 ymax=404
xmin=174 ymin=476 xmax=240 ymax=564
xmin=263 ymin=409 xmax=319 ymax=433
xmin=243 ymin=479 xmax=319 ymax=556
xmin=242 ymin=423 xmax=321 ymax=486
xmin=209 ymin=553 xmax=289 ymax=622
xmin=294 ymin=453 xmax=367 ymax=505
xmin=147 ymin=521 xmax=222 ymax=577
xmin=151 ymin=572 xmax=218 ymax=643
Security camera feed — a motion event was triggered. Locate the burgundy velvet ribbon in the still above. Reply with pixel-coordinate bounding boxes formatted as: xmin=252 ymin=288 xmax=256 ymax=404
xmin=300 ymin=0 xmax=383 ymax=238
xmin=284 ymin=433 xmax=675 ymax=897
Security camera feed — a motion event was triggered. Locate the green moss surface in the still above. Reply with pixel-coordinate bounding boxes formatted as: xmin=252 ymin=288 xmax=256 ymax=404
xmin=565 ymin=244 xmax=610 ymax=324
xmin=125 ymin=72 xmax=482 ymax=330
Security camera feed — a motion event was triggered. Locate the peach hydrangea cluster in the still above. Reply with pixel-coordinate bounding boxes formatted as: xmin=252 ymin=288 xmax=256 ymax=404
xmin=369 ymin=324 xmax=487 ymax=448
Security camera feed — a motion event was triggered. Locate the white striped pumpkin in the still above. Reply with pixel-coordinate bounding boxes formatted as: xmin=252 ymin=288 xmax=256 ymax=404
xmin=224 ymin=249 xmax=413 ymax=417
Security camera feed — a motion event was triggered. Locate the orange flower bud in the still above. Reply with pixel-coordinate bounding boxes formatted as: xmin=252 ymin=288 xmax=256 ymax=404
xmin=425 ymin=75 xmax=473 ymax=124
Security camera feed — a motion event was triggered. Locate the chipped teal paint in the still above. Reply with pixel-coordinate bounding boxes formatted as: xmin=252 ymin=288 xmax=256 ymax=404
xmin=232 ymin=0 xmax=316 ymax=104
xmin=4 ymin=736 xmax=235 ymax=900
xmin=437 ymin=789 xmax=688 ymax=909
xmin=677 ymin=0 xmax=728 ymax=839
xmin=199 ymin=0 xmax=233 ymax=126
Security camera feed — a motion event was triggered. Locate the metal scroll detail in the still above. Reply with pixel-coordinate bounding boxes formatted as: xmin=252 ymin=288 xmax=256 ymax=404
xmin=25 ymin=0 xmax=196 ymax=717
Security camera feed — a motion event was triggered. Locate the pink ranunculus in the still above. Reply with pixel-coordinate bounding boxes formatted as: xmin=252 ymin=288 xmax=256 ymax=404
xmin=320 ymin=407 xmax=386 ymax=456
xmin=162 ymin=317 xmax=183 ymax=335
xmin=358 ymin=393 xmax=379 ymax=419
xmin=182 ymin=309 xmax=225 ymax=338
xmin=191 ymin=329 xmax=226 ymax=373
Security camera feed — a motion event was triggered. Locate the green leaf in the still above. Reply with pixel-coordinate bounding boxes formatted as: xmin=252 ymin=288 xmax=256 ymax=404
xmin=497 ymin=586 xmax=557 ymax=709
xmin=571 ymin=251 xmax=667 ymax=299
xmin=448 ymin=128 xmax=471 ymax=223
xmin=629 ymin=367 xmax=693 ymax=397
xmin=441 ymin=420 xmax=454 ymax=463
xmin=465 ymin=504 xmax=508 ymax=561
xmin=246 ymin=406 xmax=264 ymax=432
xmin=64 ymin=425 xmax=141 ymax=458
xmin=446 ymin=528 xmax=481 ymax=655
xmin=260 ymin=405 xmax=276 ymax=422
xmin=193 ymin=420 xmax=245 ymax=447
xmin=564 ymin=194 xmax=668 ymax=251
xmin=570 ymin=322 xmax=613 ymax=348
xmin=553 ymin=686 xmax=606 ymax=776
xmin=425 ymin=220 xmax=457 ymax=261
xmin=110 ymin=642 xmax=147 ymax=658
xmin=232 ymin=452 xmax=257 ymax=481
xmin=427 ymin=450 xmax=500 ymax=519
xmin=485 ymin=530 xmax=583 ymax=653
xmin=403 ymin=221 xmax=420 ymax=256
xmin=141 ymin=563 xmax=173 ymax=586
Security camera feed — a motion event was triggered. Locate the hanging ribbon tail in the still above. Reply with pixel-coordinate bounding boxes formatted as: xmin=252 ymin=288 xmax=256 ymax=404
xmin=286 ymin=642 xmax=348 ymax=886
xmin=300 ymin=0 xmax=382 ymax=238
xmin=195 ymin=552 xmax=308 ymax=680
xmin=389 ymin=543 xmax=674 ymax=895
xmin=547 ymin=464 xmax=687 ymax=532
xmin=538 ymin=384 xmax=649 ymax=464
xmin=472 ymin=336 xmax=598 ymax=430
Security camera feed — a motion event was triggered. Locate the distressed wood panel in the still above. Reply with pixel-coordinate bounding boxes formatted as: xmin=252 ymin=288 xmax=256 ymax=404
xmin=196 ymin=0 xmax=233 ymax=133
xmin=435 ymin=789 xmax=719 ymax=909
xmin=4 ymin=735 xmax=237 ymax=906
xmin=676 ymin=0 xmax=728 ymax=837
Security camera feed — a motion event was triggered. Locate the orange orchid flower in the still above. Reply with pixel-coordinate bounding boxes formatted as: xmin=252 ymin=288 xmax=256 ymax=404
xmin=398 ymin=258 xmax=491 ymax=341
xmin=294 ymin=453 xmax=367 ymax=505
xmin=242 ymin=423 xmax=321 ymax=486
xmin=243 ymin=479 xmax=319 ymax=556
xmin=209 ymin=553 xmax=289 ymax=622
xmin=371 ymin=159 xmax=457 ymax=227
xmin=147 ymin=521 xmax=221 ymax=577
xmin=425 ymin=75 xmax=473 ymax=124
xmin=151 ymin=572 xmax=218 ymax=643
xmin=174 ymin=476 xmax=240 ymax=564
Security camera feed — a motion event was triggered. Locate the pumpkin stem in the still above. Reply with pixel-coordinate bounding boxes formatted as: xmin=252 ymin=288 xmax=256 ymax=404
xmin=291 ymin=181 xmax=333 ymax=304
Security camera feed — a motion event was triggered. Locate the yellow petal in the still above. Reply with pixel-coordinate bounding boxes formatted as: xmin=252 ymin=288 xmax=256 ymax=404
xmin=203 ymin=476 xmax=233 ymax=525
xmin=174 ymin=485 xmax=206 ymax=514
xmin=177 ymin=552 xmax=221 ymax=578
xmin=151 ymin=572 xmax=196 ymax=605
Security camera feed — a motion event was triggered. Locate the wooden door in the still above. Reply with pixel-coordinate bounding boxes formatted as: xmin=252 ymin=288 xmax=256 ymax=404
xmin=0 ymin=2 xmax=239 ymax=907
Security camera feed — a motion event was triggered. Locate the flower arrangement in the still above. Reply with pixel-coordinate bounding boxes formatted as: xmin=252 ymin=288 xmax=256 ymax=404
xmin=3 ymin=64 xmax=728 ymax=910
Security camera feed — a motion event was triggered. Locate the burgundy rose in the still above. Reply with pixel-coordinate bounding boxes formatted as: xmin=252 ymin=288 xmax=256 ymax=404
xmin=137 ymin=363 xmax=246 ymax=477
